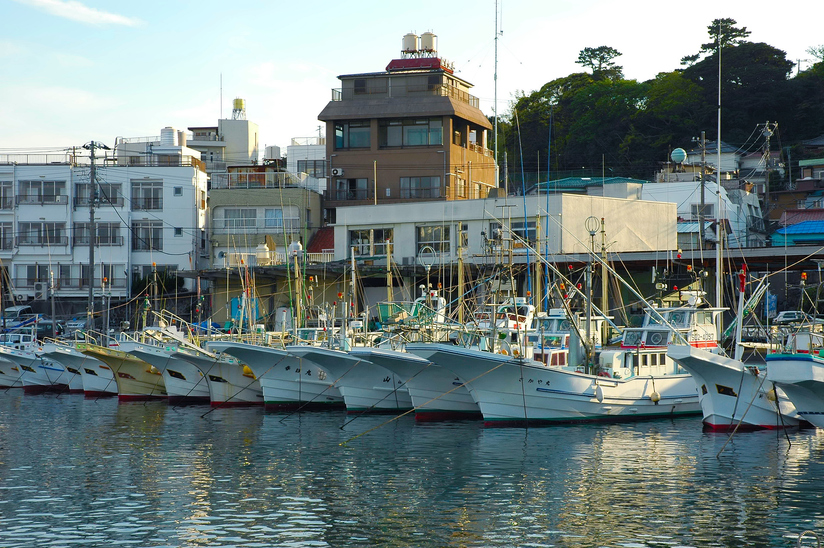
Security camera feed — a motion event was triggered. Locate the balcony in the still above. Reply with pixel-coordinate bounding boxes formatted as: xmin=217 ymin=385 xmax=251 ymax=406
xmin=74 ymin=195 xmax=125 ymax=207
xmin=220 ymin=251 xmax=334 ymax=268
xmin=14 ymin=277 xmax=128 ymax=289
xmin=0 ymin=237 xmax=13 ymax=250
xmin=16 ymin=236 xmax=69 ymax=247
xmin=16 ymin=194 xmax=69 ymax=206
xmin=212 ymin=219 xmax=301 ymax=236
xmin=211 ymin=171 xmax=302 ymax=189
xmin=132 ymin=198 xmax=163 ymax=211
xmin=324 ymin=189 xmax=371 ymax=202
xmin=332 ymin=82 xmax=479 ymax=109
xmin=72 ymin=236 xmax=125 ymax=246
xmin=0 ymin=197 xmax=13 ymax=210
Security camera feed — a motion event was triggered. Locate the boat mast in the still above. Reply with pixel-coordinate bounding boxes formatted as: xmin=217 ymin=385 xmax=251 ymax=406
xmin=715 ymin=22 xmax=723 ymax=320
xmin=493 ymin=0 xmax=499 ymax=189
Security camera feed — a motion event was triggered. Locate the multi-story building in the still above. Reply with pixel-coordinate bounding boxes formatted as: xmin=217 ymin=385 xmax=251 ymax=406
xmin=0 ymin=141 xmax=207 ymax=306
xmin=318 ymin=32 xmax=496 ymax=223
xmin=208 ymin=164 xmax=322 ymax=268
xmin=186 ymin=98 xmax=260 ymax=182
xmin=286 ymin=136 xmax=327 ymax=195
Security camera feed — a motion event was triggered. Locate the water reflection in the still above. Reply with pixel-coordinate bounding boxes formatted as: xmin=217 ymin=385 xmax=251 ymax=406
xmin=0 ymin=393 xmax=822 ymax=547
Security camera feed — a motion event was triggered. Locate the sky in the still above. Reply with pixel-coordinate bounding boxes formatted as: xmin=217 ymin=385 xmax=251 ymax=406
xmin=1 ymin=0 xmax=819 ymax=157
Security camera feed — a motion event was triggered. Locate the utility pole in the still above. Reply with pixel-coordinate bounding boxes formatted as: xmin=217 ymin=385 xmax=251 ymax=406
xmin=87 ymin=141 xmax=97 ymax=332
xmin=700 ymin=131 xmax=706 ymax=248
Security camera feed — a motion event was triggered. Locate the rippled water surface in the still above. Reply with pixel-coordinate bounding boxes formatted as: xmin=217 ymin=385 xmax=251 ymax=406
xmin=1 ymin=392 xmax=823 ymax=547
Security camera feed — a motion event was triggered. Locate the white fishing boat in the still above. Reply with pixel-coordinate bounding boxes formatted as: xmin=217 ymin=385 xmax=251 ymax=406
xmin=173 ymin=345 xmax=263 ymax=406
xmin=39 ymin=342 xmax=84 ymax=394
xmin=129 ymin=344 xmax=211 ymax=405
xmin=0 ymin=355 xmax=22 ymax=388
xmin=40 ymin=343 xmax=117 ymax=397
xmin=666 ymin=274 xmax=803 ymax=430
xmin=207 ymin=340 xmax=343 ymax=409
xmin=667 ymin=344 xmax=801 ymax=430
xmin=349 ymin=346 xmax=481 ymax=421
xmin=765 ymin=330 xmax=824 ymax=428
xmin=287 ymin=345 xmax=413 ymax=413
xmin=78 ymin=341 xmax=166 ymax=400
xmin=407 ymin=340 xmax=700 ymax=426
xmin=0 ymin=345 xmax=69 ymax=394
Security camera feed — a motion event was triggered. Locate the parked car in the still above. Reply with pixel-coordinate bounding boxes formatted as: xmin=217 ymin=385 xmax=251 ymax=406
xmin=64 ymin=317 xmax=88 ymax=335
xmin=774 ymin=311 xmax=811 ymax=325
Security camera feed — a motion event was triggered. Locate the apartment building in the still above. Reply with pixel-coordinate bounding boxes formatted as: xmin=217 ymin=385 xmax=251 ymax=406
xmin=0 ymin=143 xmax=207 ymax=304
xmin=318 ymin=32 xmax=496 ymax=224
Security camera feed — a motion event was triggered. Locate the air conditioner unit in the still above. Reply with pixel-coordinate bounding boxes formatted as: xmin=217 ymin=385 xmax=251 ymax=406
xmin=33 ymin=282 xmax=47 ymax=301
xmin=331 ymin=168 xmax=345 ymax=177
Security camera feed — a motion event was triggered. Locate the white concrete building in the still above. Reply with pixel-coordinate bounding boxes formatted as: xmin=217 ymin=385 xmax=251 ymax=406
xmin=0 ymin=146 xmax=207 ymax=304
xmin=332 ymin=193 xmax=676 ymax=266
xmin=286 ymin=136 xmax=327 ymax=194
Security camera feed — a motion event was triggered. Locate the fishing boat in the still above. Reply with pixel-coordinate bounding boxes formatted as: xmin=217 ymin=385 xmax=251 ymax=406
xmin=0 ymin=345 xmax=69 ymax=394
xmin=128 ymin=343 xmax=211 ymax=405
xmin=0 ymin=356 xmax=22 ymax=388
xmin=207 ymin=340 xmax=344 ymax=410
xmin=173 ymin=345 xmax=263 ymax=406
xmin=765 ymin=330 xmax=824 ymax=428
xmin=349 ymin=346 xmax=481 ymax=421
xmin=666 ymin=274 xmax=802 ymax=430
xmin=40 ymin=343 xmax=117 ymax=397
xmin=287 ymin=345 xmax=412 ymax=413
xmin=38 ymin=342 xmax=84 ymax=394
xmin=405 ymin=297 xmax=718 ymax=426
xmin=78 ymin=341 xmax=166 ymax=400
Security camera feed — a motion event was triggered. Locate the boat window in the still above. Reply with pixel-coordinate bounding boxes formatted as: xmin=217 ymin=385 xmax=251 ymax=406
xmin=650 ymin=354 xmax=657 ymax=366
xmin=642 ymin=354 xmax=648 ymax=366
xmin=668 ymin=310 xmax=689 ymax=327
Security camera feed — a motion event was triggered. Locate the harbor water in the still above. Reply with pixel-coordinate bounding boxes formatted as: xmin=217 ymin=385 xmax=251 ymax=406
xmin=1 ymin=391 xmax=822 ymax=547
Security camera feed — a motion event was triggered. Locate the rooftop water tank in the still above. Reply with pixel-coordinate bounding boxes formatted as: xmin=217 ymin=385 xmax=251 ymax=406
xmin=288 ymin=240 xmax=303 ymax=257
xmin=402 ymin=33 xmax=419 ymax=54
xmin=233 ymin=98 xmax=246 ymax=112
xmin=255 ymin=243 xmax=271 ymax=265
xmin=160 ymin=127 xmax=177 ymax=146
xmin=671 ymin=148 xmax=687 ymax=164
xmin=420 ymin=32 xmax=437 ymax=53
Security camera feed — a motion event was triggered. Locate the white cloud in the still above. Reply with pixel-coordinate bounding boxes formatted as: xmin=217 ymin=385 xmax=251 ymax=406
xmin=13 ymin=0 xmax=143 ymax=27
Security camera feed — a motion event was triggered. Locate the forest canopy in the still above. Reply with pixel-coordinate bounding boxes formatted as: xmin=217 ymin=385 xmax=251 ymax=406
xmin=496 ymin=18 xmax=824 ymax=186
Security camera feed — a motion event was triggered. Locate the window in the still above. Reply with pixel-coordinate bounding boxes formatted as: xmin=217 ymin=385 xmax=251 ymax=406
xmin=350 ymin=228 xmax=393 ymax=256
xmin=18 ymin=222 xmax=66 ymax=245
xmin=132 ymin=180 xmax=163 ymax=210
xmin=73 ymin=222 xmax=121 ymax=246
xmin=334 ymin=120 xmax=371 ymax=149
xmin=456 ymin=223 xmax=468 ymax=249
xmin=690 ymin=203 xmax=714 ymax=220
xmin=26 ymin=265 xmax=49 ymax=286
xmin=336 ymin=178 xmax=368 ymax=201
xmin=400 ymin=176 xmax=440 ymax=199
xmin=0 ymin=222 xmax=11 ymax=249
xmin=416 ymin=225 xmax=450 ymax=253
xmin=427 ymin=74 xmax=441 ymax=91
xmin=379 ymin=118 xmax=443 ymax=147
xmin=132 ymin=220 xmax=163 ymax=251
xmin=58 ymin=265 xmax=71 ymax=288
xmin=75 ymin=183 xmax=123 ymax=207
xmin=354 ymin=79 xmax=367 ymax=95
xmin=174 ymin=227 xmax=183 ymax=237
xmin=0 ymin=181 xmax=12 ymax=209
xmin=296 ymin=160 xmax=327 ymax=178
xmin=174 ymin=186 xmax=183 ymax=196
xmin=222 ymin=208 xmax=256 ymax=231
xmin=490 ymin=221 xmax=537 ymax=246
xmin=18 ymin=180 xmax=66 ymax=204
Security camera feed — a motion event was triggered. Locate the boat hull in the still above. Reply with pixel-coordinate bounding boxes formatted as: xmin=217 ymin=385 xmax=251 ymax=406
xmin=129 ymin=347 xmax=211 ymax=405
xmin=79 ymin=344 xmax=166 ymax=400
xmin=208 ymin=342 xmax=343 ymax=410
xmin=407 ymin=343 xmax=700 ymax=426
xmin=288 ymin=346 xmax=412 ymax=413
xmin=350 ymin=347 xmax=480 ymax=421
xmin=173 ymin=350 xmax=263 ymax=406
xmin=766 ymin=353 xmax=824 ymax=429
xmin=668 ymin=345 xmax=800 ymax=431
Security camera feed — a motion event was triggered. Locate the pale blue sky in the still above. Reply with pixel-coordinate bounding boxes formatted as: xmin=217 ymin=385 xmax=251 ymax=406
xmin=1 ymin=0 xmax=817 ymax=154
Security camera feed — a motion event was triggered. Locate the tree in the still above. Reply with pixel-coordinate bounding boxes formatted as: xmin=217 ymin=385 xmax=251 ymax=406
xmin=576 ymin=46 xmax=623 ymax=79
xmin=681 ymin=18 xmax=751 ymax=65
xmin=807 ymin=45 xmax=824 ymax=62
